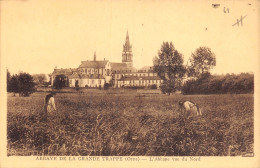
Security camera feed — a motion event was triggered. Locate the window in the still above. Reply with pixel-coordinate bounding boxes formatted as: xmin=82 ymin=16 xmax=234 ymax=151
xmin=92 ymin=80 xmax=94 ymax=84
xmin=98 ymin=80 xmax=101 ymax=84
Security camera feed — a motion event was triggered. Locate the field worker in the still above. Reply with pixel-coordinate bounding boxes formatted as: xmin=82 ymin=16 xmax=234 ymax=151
xmin=178 ymin=100 xmax=202 ymax=117
xmin=44 ymin=92 xmax=56 ymax=114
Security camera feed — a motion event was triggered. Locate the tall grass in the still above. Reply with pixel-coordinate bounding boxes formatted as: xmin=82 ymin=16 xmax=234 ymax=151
xmin=7 ymin=91 xmax=254 ymax=156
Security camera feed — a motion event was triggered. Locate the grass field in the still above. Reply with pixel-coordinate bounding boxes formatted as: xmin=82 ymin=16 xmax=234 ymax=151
xmin=7 ymin=89 xmax=254 ymax=156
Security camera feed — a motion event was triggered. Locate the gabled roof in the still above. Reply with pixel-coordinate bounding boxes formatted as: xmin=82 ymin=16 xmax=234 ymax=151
xmin=79 ymin=60 xmax=108 ymax=68
xmin=68 ymin=73 xmax=80 ymax=79
xmin=110 ymin=62 xmax=128 ymax=69
xmin=52 ymin=68 xmax=77 ymax=75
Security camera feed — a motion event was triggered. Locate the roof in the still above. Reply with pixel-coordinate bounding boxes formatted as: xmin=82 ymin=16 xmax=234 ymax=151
xmin=88 ymin=74 xmax=105 ymax=79
xmin=69 ymin=73 xmax=105 ymax=79
xmin=110 ymin=62 xmax=127 ymax=69
xmin=118 ymin=76 xmax=161 ymax=81
xmin=52 ymin=68 xmax=77 ymax=75
xmin=79 ymin=60 xmax=108 ymax=68
xmin=68 ymin=73 xmax=80 ymax=79
xmin=111 ymin=66 xmax=137 ymax=73
xmin=81 ymin=73 xmax=105 ymax=79
xmin=138 ymin=66 xmax=154 ymax=72
xmin=113 ymin=71 xmax=156 ymax=75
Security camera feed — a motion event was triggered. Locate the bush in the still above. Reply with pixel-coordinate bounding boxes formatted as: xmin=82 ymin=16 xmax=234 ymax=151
xmin=53 ymin=75 xmax=67 ymax=90
xmin=104 ymin=83 xmax=110 ymax=90
xmin=150 ymin=84 xmax=157 ymax=90
xmin=160 ymin=81 xmax=175 ymax=95
xmin=182 ymin=73 xmax=254 ymax=94
xmin=124 ymin=86 xmax=145 ymax=89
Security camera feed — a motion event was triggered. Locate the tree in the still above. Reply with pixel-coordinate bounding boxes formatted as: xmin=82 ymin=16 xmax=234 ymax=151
xmin=8 ymin=74 xmax=20 ymax=96
xmin=7 ymin=70 xmax=11 ymax=92
xmin=188 ymin=46 xmax=216 ymax=77
xmin=153 ymin=42 xmax=186 ymax=95
xmin=7 ymin=72 xmax=36 ymax=96
xmin=75 ymin=80 xmax=79 ymax=91
xmin=104 ymin=83 xmax=110 ymax=90
xmin=32 ymin=74 xmax=47 ymax=85
xmin=18 ymin=73 xmax=36 ymax=97
xmin=53 ymin=75 xmax=67 ymax=90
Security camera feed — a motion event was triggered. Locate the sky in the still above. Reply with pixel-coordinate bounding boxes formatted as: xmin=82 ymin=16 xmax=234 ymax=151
xmin=1 ymin=0 xmax=259 ymax=75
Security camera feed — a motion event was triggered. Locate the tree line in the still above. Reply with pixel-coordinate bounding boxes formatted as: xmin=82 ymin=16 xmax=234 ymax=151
xmin=153 ymin=42 xmax=253 ymax=95
xmin=181 ymin=72 xmax=254 ymax=94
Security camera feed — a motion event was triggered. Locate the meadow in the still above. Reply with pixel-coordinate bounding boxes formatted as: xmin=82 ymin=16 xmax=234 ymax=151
xmin=7 ymin=89 xmax=254 ymax=156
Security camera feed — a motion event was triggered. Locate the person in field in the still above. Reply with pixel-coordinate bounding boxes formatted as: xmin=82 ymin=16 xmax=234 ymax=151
xmin=178 ymin=100 xmax=202 ymax=117
xmin=44 ymin=92 xmax=56 ymax=114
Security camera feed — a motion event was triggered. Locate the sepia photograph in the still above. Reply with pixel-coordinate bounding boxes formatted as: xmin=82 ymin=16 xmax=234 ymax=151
xmin=0 ymin=0 xmax=259 ymax=167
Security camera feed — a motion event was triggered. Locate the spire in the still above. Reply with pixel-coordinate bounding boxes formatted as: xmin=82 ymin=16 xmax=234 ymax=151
xmin=123 ymin=30 xmax=131 ymax=52
xmin=126 ymin=30 xmax=129 ymax=41
xmin=94 ymin=51 xmax=96 ymax=61
xmin=122 ymin=30 xmax=133 ymax=67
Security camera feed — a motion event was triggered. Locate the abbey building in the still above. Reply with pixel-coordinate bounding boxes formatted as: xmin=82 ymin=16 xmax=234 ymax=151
xmin=51 ymin=31 xmax=163 ymax=88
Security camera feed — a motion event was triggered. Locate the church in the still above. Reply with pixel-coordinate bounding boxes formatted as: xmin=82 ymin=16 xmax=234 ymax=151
xmin=51 ymin=31 xmax=163 ymax=88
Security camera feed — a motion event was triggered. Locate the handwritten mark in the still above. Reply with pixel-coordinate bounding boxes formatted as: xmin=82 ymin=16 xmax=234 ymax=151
xmin=224 ymin=7 xmax=229 ymax=13
xmin=232 ymin=15 xmax=247 ymax=27
xmin=212 ymin=4 xmax=220 ymax=8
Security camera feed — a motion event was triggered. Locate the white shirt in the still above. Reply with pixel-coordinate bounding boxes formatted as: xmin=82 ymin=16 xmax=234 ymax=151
xmin=45 ymin=97 xmax=56 ymax=112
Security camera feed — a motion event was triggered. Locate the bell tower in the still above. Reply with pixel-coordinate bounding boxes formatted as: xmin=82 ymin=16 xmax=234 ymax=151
xmin=122 ymin=30 xmax=133 ymax=67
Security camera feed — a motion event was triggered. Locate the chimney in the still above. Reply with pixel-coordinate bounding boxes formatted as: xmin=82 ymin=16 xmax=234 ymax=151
xmin=94 ymin=51 xmax=96 ymax=61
